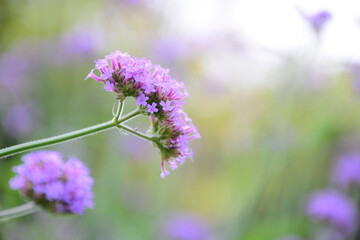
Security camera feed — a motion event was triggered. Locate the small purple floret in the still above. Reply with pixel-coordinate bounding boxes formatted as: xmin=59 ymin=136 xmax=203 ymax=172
xmin=104 ymin=81 xmax=115 ymax=92
xmin=9 ymin=151 xmax=94 ymax=215
xmin=160 ymin=100 xmax=174 ymax=112
xmin=147 ymin=102 xmax=158 ymax=114
xmin=142 ymin=83 xmax=156 ymax=94
xmin=136 ymin=93 xmax=149 ymax=106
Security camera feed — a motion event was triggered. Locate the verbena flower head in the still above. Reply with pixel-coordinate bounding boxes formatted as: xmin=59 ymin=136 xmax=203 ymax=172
xmin=85 ymin=51 xmax=201 ymax=178
xmin=9 ymin=151 xmax=94 ymax=215
xmin=332 ymin=153 xmax=360 ymax=188
xmin=305 ymin=189 xmax=357 ymax=236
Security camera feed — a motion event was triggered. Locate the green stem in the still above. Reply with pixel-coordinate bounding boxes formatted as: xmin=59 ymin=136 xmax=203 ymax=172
xmin=115 ymin=100 xmax=124 ymax=121
xmin=0 ymin=202 xmax=40 ymax=223
xmin=0 ymin=109 xmax=141 ymax=159
xmin=117 ymin=124 xmax=154 ymax=142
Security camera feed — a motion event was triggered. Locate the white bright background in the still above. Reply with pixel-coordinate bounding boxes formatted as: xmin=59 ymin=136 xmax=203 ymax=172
xmin=161 ymin=0 xmax=360 ymax=61
xmin=152 ymin=0 xmax=360 ymax=88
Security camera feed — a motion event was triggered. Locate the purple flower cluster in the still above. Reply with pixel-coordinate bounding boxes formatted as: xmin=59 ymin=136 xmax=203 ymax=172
xmin=163 ymin=213 xmax=210 ymax=240
xmin=85 ymin=51 xmax=201 ymax=178
xmin=2 ymin=102 xmax=40 ymax=139
xmin=306 ymin=189 xmax=357 ymax=235
xmin=332 ymin=153 xmax=360 ymax=188
xmin=0 ymin=42 xmax=34 ymax=97
xmin=299 ymin=8 xmax=332 ymax=34
xmin=9 ymin=151 xmax=94 ymax=215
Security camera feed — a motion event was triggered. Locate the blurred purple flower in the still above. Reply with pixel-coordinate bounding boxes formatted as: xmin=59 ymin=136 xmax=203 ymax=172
xmin=0 ymin=45 xmax=34 ymax=95
xmin=2 ymin=102 xmax=40 ymax=139
xmin=306 ymin=189 xmax=357 ymax=235
xmin=55 ymin=28 xmax=99 ymax=64
xmin=332 ymin=153 xmax=360 ymax=188
xmin=123 ymin=0 xmax=146 ymax=6
xmin=62 ymin=32 xmax=96 ymax=56
xmin=9 ymin=151 xmax=94 ymax=215
xmin=298 ymin=8 xmax=332 ymax=34
xmin=163 ymin=213 xmax=210 ymax=240
xmin=152 ymin=38 xmax=188 ymax=64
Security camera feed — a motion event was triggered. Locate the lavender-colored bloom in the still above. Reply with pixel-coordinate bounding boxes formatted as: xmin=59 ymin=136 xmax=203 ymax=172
xmin=152 ymin=38 xmax=188 ymax=64
xmin=147 ymin=102 xmax=158 ymax=114
xmin=163 ymin=213 xmax=210 ymax=240
xmin=58 ymin=29 xmax=97 ymax=58
xmin=298 ymin=8 xmax=332 ymax=34
xmin=160 ymin=100 xmax=174 ymax=112
xmin=9 ymin=151 xmax=94 ymax=215
xmin=332 ymin=153 xmax=360 ymax=188
xmin=52 ymin=27 xmax=101 ymax=67
xmin=142 ymin=83 xmax=156 ymax=94
xmin=104 ymin=81 xmax=115 ymax=92
xmin=135 ymin=93 xmax=149 ymax=106
xmin=0 ymin=44 xmax=34 ymax=96
xmin=85 ymin=51 xmax=201 ymax=178
xmin=2 ymin=102 xmax=40 ymax=139
xmin=306 ymin=189 xmax=357 ymax=235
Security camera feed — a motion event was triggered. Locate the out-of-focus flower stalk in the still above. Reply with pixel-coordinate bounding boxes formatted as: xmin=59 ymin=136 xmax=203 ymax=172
xmin=0 ymin=202 xmax=39 ymax=223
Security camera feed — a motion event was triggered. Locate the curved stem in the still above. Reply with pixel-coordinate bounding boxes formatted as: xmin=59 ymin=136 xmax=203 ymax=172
xmin=0 ymin=120 xmax=115 ymax=159
xmin=0 ymin=109 xmax=141 ymax=159
xmin=114 ymin=100 xmax=124 ymax=120
xmin=0 ymin=202 xmax=40 ymax=223
xmin=117 ymin=124 xmax=154 ymax=142
xmin=112 ymin=100 xmax=124 ymax=121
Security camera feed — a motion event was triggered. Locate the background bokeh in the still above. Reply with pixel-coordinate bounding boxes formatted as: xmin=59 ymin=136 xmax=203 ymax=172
xmin=1 ymin=0 xmax=360 ymax=239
